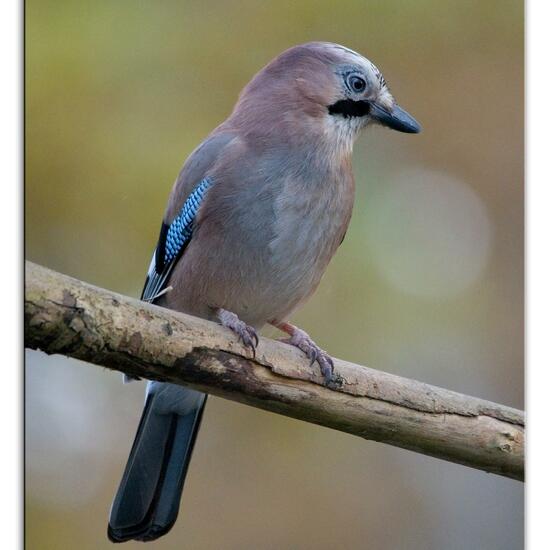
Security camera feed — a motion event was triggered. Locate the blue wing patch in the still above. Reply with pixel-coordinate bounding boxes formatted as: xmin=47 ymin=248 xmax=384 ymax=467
xmin=163 ymin=177 xmax=213 ymax=265
xmin=141 ymin=177 xmax=214 ymax=302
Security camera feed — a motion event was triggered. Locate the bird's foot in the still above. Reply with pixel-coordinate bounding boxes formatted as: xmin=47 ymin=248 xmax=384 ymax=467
xmin=216 ymin=308 xmax=259 ymax=356
xmin=273 ymin=321 xmax=334 ymax=384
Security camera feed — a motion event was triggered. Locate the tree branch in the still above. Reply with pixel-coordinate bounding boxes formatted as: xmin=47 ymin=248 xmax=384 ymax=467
xmin=24 ymin=261 xmax=524 ymax=481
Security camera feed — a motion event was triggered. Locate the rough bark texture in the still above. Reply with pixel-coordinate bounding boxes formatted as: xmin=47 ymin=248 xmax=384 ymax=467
xmin=25 ymin=261 xmax=524 ymax=481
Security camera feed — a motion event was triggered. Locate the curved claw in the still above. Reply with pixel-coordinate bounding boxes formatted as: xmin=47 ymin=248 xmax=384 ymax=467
xmin=308 ymin=348 xmax=319 ymax=367
xmin=277 ymin=323 xmax=334 ymax=385
xmin=217 ymin=308 xmax=259 ymax=358
xmin=317 ymin=354 xmax=334 ymax=384
xmin=238 ymin=327 xmax=258 ymax=357
xmin=250 ymin=329 xmax=259 ymax=349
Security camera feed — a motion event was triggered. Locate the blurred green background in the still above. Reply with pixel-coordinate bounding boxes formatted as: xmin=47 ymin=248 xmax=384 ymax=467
xmin=25 ymin=1 xmax=523 ymax=549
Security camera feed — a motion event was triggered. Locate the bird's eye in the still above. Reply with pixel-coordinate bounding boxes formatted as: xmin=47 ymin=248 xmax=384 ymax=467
xmin=348 ymin=75 xmax=366 ymax=93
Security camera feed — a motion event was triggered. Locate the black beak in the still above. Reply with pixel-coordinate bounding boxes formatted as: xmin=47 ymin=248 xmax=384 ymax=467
xmin=369 ymin=102 xmax=421 ymax=134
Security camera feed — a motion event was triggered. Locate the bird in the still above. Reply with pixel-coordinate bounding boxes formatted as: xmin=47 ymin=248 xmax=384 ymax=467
xmin=107 ymin=41 xmax=420 ymax=543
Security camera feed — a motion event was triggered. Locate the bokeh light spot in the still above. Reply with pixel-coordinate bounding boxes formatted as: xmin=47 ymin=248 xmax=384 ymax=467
xmin=363 ymin=169 xmax=492 ymax=298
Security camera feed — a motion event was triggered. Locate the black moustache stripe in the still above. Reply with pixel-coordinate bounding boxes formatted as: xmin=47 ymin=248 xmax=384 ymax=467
xmin=328 ymin=99 xmax=371 ymax=118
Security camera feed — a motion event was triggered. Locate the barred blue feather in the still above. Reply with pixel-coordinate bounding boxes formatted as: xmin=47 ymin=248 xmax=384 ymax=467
xmin=164 ymin=177 xmax=213 ymax=264
xmin=141 ymin=177 xmax=214 ymax=302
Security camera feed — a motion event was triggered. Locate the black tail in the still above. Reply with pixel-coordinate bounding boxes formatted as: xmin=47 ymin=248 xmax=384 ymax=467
xmin=108 ymin=383 xmax=206 ymax=543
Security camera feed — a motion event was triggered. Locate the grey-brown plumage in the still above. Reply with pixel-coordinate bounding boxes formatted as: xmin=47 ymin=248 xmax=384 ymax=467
xmin=108 ymin=42 xmax=420 ymax=543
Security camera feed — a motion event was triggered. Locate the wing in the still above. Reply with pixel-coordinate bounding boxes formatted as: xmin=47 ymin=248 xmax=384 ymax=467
xmin=141 ymin=176 xmax=214 ymax=302
xmin=140 ymin=130 xmax=238 ymax=303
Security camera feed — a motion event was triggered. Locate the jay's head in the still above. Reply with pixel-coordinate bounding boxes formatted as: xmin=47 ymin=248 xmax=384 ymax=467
xmin=231 ymin=42 xmax=420 ymax=151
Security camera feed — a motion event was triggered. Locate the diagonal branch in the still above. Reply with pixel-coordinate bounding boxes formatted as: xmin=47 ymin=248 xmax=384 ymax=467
xmin=24 ymin=261 xmax=524 ymax=481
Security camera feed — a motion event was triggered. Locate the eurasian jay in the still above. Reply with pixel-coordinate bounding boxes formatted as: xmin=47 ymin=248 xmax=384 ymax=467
xmin=108 ymin=41 xmax=420 ymax=542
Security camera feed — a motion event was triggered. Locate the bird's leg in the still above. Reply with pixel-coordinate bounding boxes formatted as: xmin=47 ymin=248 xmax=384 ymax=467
xmin=271 ymin=321 xmax=334 ymax=383
xmin=216 ymin=308 xmax=259 ymax=356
